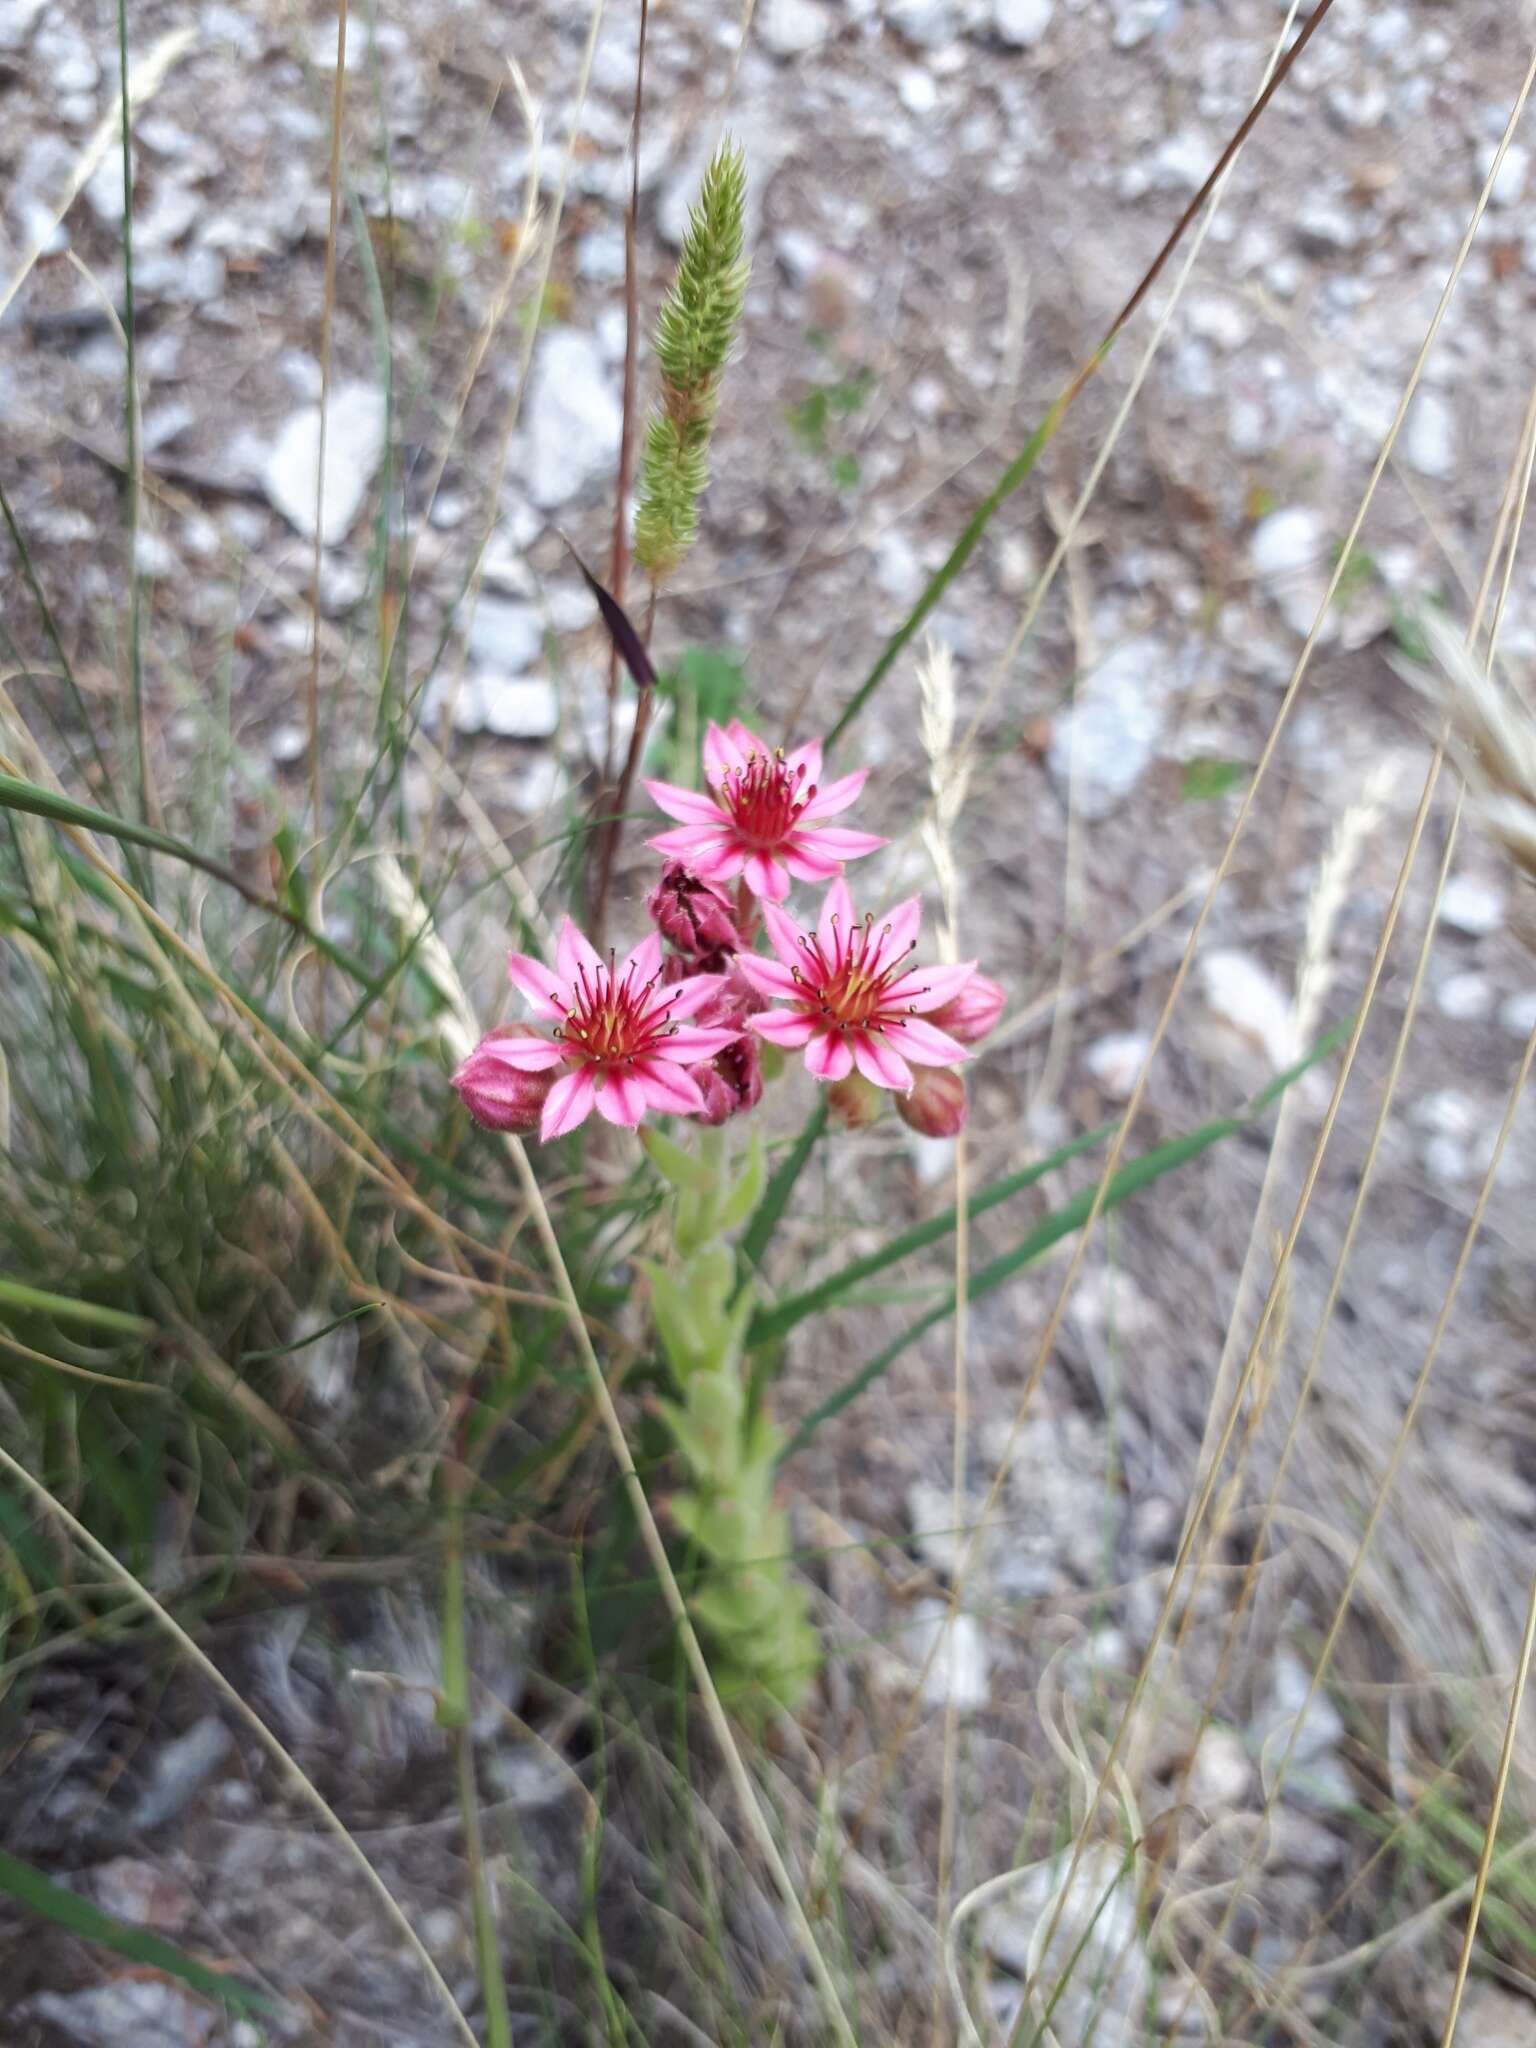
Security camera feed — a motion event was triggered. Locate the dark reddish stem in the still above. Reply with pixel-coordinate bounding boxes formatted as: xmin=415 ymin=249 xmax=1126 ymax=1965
xmin=603 ymin=0 xmax=649 ymax=790
xmin=593 ymin=587 xmax=658 ymax=945
xmin=591 ymin=1 xmax=651 ymax=949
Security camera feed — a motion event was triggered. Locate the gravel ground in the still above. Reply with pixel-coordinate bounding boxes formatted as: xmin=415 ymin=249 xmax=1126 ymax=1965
xmin=6 ymin=0 xmax=1536 ymax=2040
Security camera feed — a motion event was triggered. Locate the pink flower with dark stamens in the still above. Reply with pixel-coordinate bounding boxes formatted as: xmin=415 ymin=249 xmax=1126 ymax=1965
xmin=497 ymin=917 xmax=742 ymax=1140
xmin=644 ymin=718 xmax=886 ymax=903
xmin=738 ymin=878 xmax=979 ymax=1091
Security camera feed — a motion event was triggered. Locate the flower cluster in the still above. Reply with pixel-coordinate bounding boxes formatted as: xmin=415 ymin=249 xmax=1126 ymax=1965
xmin=454 ymin=719 xmax=1001 ymax=1141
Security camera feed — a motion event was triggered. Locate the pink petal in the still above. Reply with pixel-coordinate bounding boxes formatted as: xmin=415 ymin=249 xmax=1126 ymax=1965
xmin=556 ymin=917 xmax=604 ymax=990
xmin=646 ymin=824 xmax=733 ymax=860
xmin=881 ymin=1016 xmax=971 ymax=1065
xmin=793 ymin=825 xmax=887 ymax=863
xmin=643 ymin=778 xmax=731 ymax=827
xmin=873 ymin=895 xmax=923 ymax=969
xmin=703 ymin=720 xmax=749 ymax=787
xmin=687 ymin=841 xmax=748 ymax=883
xmin=480 ymin=1034 xmax=568 ymax=1071
xmin=725 ymin=717 xmax=767 ymax=759
xmin=817 ymin=877 xmax=856 ymax=963
xmin=644 ymin=972 xmax=728 ymax=1024
xmin=762 ymin=900 xmax=809 ymax=971
xmin=647 ymin=826 xmax=748 ymax=882
xmin=594 ymin=1067 xmax=648 ymax=1127
xmin=779 ymin=842 xmax=846 ymax=884
xmin=801 ymin=767 xmax=869 ymax=822
xmin=632 ymin=1057 xmax=707 ymax=1117
xmin=748 ymin=1008 xmax=817 ymax=1048
xmin=506 ymin=951 xmax=570 ymax=1019
xmin=661 ymin=1025 xmax=744 ymax=1064
xmin=785 ymin=737 xmax=823 ymax=786
xmin=734 ymin=953 xmax=801 ymax=1003
xmin=886 ymin=960 xmax=979 ymax=1013
xmin=743 ymin=851 xmax=790 ymax=901
xmin=541 ymin=1067 xmax=595 ymax=1140
xmin=804 ymin=1028 xmax=854 ymax=1081
xmin=852 ymin=1032 xmax=913 ymax=1092
xmin=619 ymin=929 xmax=663 ymax=990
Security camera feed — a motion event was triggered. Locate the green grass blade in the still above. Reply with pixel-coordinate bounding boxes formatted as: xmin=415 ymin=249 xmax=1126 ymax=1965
xmin=0 ymin=1849 xmax=272 ymax=2016
xmin=240 ymin=1302 xmax=379 ymax=1362
xmin=0 ymin=478 xmax=119 ymax=809
xmin=824 ymin=392 xmax=1071 ymax=749
xmin=738 ymin=1096 xmax=829 ymax=1275
xmin=0 ymin=1279 xmax=154 ymax=1338
xmin=749 ymin=1113 xmax=1119 ymax=1349
xmin=0 ymin=770 xmax=369 ymax=979
xmin=780 ymin=1021 xmax=1350 ymax=1460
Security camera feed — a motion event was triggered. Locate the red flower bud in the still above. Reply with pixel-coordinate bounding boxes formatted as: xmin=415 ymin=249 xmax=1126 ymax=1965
xmin=927 ymin=972 xmax=1005 ymax=1046
xmin=647 ymin=862 xmax=744 ymax=964
xmin=666 ymin=954 xmax=767 ymax=1026
xmin=895 ymin=1066 xmax=969 ymax=1138
xmin=695 ymin=1037 xmax=764 ymax=1125
xmin=827 ymin=1073 xmax=883 ymax=1130
xmin=452 ymin=1026 xmax=557 ymax=1134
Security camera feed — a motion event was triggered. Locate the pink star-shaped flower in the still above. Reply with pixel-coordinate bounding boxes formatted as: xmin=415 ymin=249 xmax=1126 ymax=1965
xmin=644 ymin=719 xmax=886 ymax=902
xmin=737 ymin=878 xmax=979 ymax=1091
xmin=484 ymin=918 xmax=742 ymax=1140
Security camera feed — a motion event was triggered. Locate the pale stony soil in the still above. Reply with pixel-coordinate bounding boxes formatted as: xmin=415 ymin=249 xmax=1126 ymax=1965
xmin=6 ymin=0 xmax=1536 ymax=2040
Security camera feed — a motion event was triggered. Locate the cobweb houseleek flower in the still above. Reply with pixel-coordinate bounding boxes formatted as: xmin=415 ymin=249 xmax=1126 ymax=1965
xmin=738 ymin=878 xmax=978 ymax=1090
xmin=645 ymin=719 xmax=885 ymax=902
xmin=479 ymin=918 xmax=742 ymax=1140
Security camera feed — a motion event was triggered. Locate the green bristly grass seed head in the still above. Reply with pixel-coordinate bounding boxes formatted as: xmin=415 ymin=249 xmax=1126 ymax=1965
xmin=634 ymin=139 xmax=749 ymax=583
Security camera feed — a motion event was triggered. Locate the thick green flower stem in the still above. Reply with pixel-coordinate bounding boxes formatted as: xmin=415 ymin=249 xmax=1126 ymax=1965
xmin=640 ymin=1126 xmax=818 ymax=1709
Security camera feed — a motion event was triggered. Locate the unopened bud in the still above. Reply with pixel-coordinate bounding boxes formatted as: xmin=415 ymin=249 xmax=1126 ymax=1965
xmin=452 ymin=1026 xmax=557 ymax=1134
xmin=895 ymin=1066 xmax=968 ymax=1138
xmin=827 ymin=1073 xmax=882 ymax=1130
xmin=928 ymin=972 xmax=1005 ymax=1046
xmin=648 ymin=862 xmax=744 ymax=962
xmin=696 ymin=1038 xmax=763 ymax=1125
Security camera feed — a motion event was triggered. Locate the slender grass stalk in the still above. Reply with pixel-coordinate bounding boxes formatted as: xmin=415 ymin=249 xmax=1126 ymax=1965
xmin=452 ymin=1726 xmax=513 ymax=2048
xmin=603 ymin=0 xmax=650 ymax=788
xmin=0 ymin=479 xmax=116 ymax=805
xmin=571 ymin=1564 xmax=634 ymax=2046
xmin=979 ymin=59 xmax=1536 ymax=2035
xmin=1154 ymin=375 xmax=1536 ymax=2033
xmin=1439 ymin=1569 xmax=1536 ymax=2044
xmin=307 ymin=0 xmax=351 ymax=991
xmin=824 ymin=0 xmax=1339 ymax=751
xmin=113 ymin=0 xmax=148 ymax=830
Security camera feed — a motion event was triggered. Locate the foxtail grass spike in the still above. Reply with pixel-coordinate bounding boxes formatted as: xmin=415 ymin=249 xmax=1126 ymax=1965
xmin=633 ymin=139 xmax=749 ymax=582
